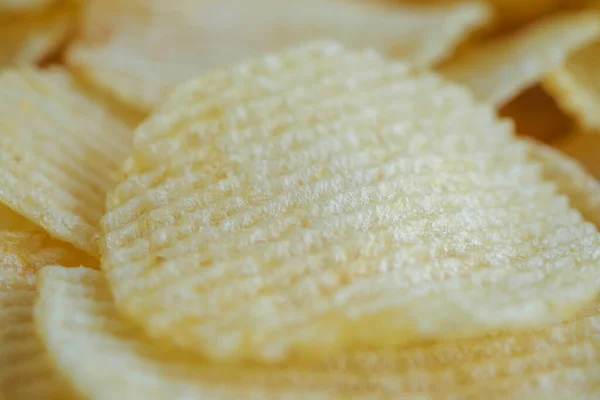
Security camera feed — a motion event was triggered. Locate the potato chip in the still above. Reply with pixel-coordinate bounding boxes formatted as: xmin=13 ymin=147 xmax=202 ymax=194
xmin=0 ymin=67 xmax=132 ymax=255
xmin=0 ymin=0 xmax=54 ymax=13
xmin=0 ymin=275 xmax=76 ymax=399
xmin=440 ymin=11 xmax=600 ymax=106
xmin=555 ymin=131 xmax=600 ymax=180
xmin=526 ymin=139 xmax=600 ymax=229
xmin=0 ymin=3 xmax=73 ymax=66
xmin=101 ymin=43 xmax=600 ymax=362
xmin=36 ymin=266 xmax=600 ymax=400
xmin=544 ymin=40 xmax=600 ymax=131
xmin=66 ymin=0 xmax=490 ymax=112
xmin=0 ymin=215 xmax=94 ymax=400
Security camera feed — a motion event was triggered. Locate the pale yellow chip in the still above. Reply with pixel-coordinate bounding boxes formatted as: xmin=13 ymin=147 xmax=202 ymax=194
xmin=101 ymin=43 xmax=600 ymax=362
xmin=0 ymin=3 xmax=73 ymax=66
xmin=526 ymin=139 xmax=600 ymax=229
xmin=544 ymin=40 xmax=600 ymax=131
xmin=440 ymin=11 xmax=600 ymax=106
xmin=0 ymin=67 xmax=132 ymax=255
xmin=0 ymin=211 xmax=95 ymax=400
xmin=0 ymin=275 xmax=76 ymax=399
xmin=36 ymin=266 xmax=600 ymax=399
xmin=66 ymin=0 xmax=490 ymax=112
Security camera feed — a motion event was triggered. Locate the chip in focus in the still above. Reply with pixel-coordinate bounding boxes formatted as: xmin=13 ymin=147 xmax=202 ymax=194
xmin=440 ymin=11 xmax=600 ymax=106
xmin=36 ymin=266 xmax=600 ymax=400
xmin=101 ymin=43 xmax=600 ymax=362
xmin=0 ymin=67 xmax=132 ymax=255
xmin=66 ymin=0 xmax=491 ymax=112
xmin=0 ymin=2 xmax=73 ymax=66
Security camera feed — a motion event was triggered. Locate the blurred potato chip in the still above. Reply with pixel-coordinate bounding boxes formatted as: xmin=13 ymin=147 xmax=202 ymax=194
xmin=101 ymin=43 xmax=600 ymax=362
xmin=36 ymin=266 xmax=600 ymax=400
xmin=544 ymin=40 xmax=600 ymax=131
xmin=527 ymin=139 xmax=600 ymax=229
xmin=555 ymin=131 xmax=600 ymax=180
xmin=66 ymin=0 xmax=491 ymax=112
xmin=440 ymin=11 xmax=600 ymax=106
xmin=0 ymin=67 xmax=132 ymax=255
xmin=0 ymin=274 xmax=75 ymax=399
xmin=0 ymin=2 xmax=73 ymax=66
xmin=0 ymin=0 xmax=54 ymax=13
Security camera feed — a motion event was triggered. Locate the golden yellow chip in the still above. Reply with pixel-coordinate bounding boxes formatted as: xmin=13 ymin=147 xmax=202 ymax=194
xmin=0 ymin=275 xmax=76 ymax=399
xmin=544 ymin=41 xmax=600 ymax=131
xmin=36 ymin=266 xmax=600 ymax=399
xmin=0 ymin=3 xmax=73 ymax=66
xmin=0 ymin=67 xmax=132 ymax=255
xmin=440 ymin=11 xmax=600 ymax=106
xmin=66 ymin=0 xmax=490 ymax=112
xmin=102 ymin=43 xmax=600 ymax=362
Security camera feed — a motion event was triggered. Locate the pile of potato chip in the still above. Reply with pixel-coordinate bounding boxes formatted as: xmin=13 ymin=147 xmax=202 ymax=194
xmin=2 ymin=0 xmax=600 ymax=399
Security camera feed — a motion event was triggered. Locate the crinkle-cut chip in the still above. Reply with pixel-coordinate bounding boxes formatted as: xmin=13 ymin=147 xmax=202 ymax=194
xmin=0 ymin=3 xmax=73 ymax=66
xmin=36 ymin=266 xmax=600 ymax=400
xmin=0 ymin=272 xmax=76 ymax=399
xmin=555 ymin=131 xmax=600 ymax=180
xmin=66 ymin=0 xmax=491 ymax=112
xmin=440 ymin=11 xmax=600 ymax=106
xmin=498 ymin=86 xmax=575 ymax=143
xmin=101 ymin=44 xmax=600 ymax=362
xmin=0 ymin=0 xmax=54 ymax=12
xmin=544 ymin=41 xmax=600 ymax=131
xmin=526 ymin=140 xmax=600 ymax=229
xmin=0 ymin=229 xmax=98 ymax=283
xmin=0 ymin=67 xmax=132 ymax=255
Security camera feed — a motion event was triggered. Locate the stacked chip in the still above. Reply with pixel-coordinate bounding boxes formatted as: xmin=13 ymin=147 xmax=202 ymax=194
xmin=0 ymin=41 xmax=599 ymax=400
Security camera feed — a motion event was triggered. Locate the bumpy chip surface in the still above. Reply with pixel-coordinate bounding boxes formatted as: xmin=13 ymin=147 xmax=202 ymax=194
xmin=544 ymin=38 xmax=600 ymax=131
xmin=101 ymin=43 xmax=600 ymax=362
xmin=66 ymin=0 xmax=490 ymax=112
xmin=440 ymin=11 xmax=600 ymax=106
xmin=0 ymin=2 xmax=73 ymax=66
xmin=0 ymin=67 xmax=132 ymax=255
xmin=37 ymin=266 xmax=600 ymax=400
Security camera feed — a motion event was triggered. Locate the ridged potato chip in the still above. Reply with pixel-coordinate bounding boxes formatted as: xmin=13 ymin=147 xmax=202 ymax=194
xmin=0 ymin=67 xmax=132 ymax=255
xmin=102 ymin=43 xmax=600 ymax=362
xmin=36 ymin=266 xmax=600 ymax=400
xmin=440 ymin=11 xmax=600 ymax=106
xmin=66 ymin=0 xmax=490 ymax=112
xmin=0 ymin=2 xmax=73 ymax=66
xmin=527 ymin=140 xmax=600 ymax=229
xmin=0 ymin=275 xmax=75 ymax=399
xmin=0 ymin=211 xmax=93 ymax=399
xmin=544 ymin=40 xmax=600 ymax=131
